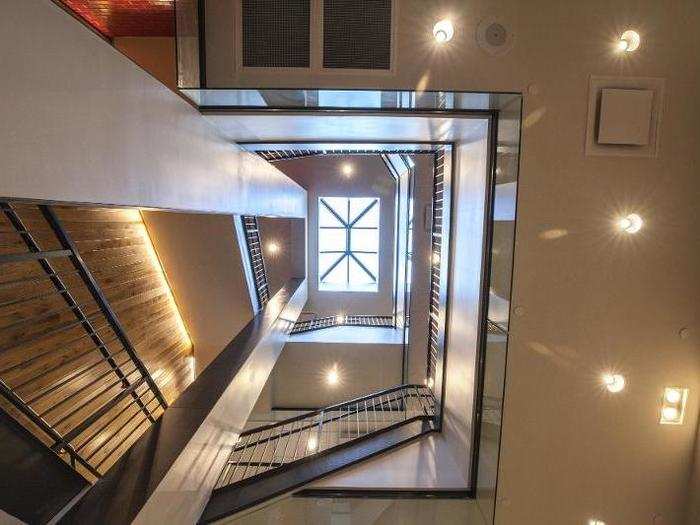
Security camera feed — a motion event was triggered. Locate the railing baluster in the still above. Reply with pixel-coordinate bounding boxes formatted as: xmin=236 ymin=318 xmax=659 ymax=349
xmin=214 ymin=385 xmax=437 ymax=489
xmin=227 ymin=436 xmax=250 ymax=483
xmin=279 ymin=421 xmax=295 ymax=468
xmin=316 ymin=411 xmax=325 ymax=452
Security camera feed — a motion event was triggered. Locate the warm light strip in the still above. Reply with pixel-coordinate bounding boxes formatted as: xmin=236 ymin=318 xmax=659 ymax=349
xmin=138 ymin=211 xmax=194 ymax=357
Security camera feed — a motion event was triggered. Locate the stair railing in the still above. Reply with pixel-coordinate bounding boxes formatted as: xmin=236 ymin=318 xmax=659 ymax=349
xmin=216 ymin=384 xmax=435 ymax=488
xmin=0 ymin=202 xmax=168 ymax=480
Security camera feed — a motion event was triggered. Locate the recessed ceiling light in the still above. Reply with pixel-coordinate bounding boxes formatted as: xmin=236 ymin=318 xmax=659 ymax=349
xmin=341 ymin=163 xmax=354 ymax=177
xmin=326 ymin=367 xmax=339 ymax=386
xmin=618 ymin=213 xmax=643 ymax=234
xmin=589 ymin=520 xmax=606 ymax=525
xmin=602 ymin=373 xmax=625 ymax=393
xmin=335 ymin=314 xmax=345 ymax=324
xmin=665 ymin=388 xmax=683 ymax=404
xmin=662 ymin=406 xmax=679 ymax=420
xmin=433 ymin=19 xmax=454 ymax=44
xmin=660 ymin=387 xmax=688 ymax=425
xmin=267 ymin=241 xmax=280 ymax=254
xmin=617 ymin=30 xmax=640 ymax=52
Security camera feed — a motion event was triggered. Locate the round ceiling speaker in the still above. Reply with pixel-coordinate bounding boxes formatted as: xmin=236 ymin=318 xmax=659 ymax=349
xmin=476 ymin=17 xmax=514 ymax=56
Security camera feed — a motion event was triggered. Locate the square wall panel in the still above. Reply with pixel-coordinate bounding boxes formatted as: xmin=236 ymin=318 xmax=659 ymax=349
xmin=598 ymin=88 xmax=653 ymax=146
xmin=585 ymin=76 xmax=665 ymax=158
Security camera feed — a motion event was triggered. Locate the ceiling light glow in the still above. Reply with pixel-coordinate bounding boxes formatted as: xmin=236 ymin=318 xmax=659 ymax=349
xmin=602 ymin=373 xmax=625 ymax=393
xmin=307 ymin=436 xmax=318 ymax=451
xmin=335 ymin=314 xmax=345 ymax=324
xmin=341 ymin=163 xmax=354 ymax=177
xmin=618 ymin=213 xmax=643 ymax=234
xmin=267 ymin=242 xmax=280 ymax=255
xmin=433 ymin=19 xmax=454 ymax=44
xmin=326 ymin=366 xmax=339 ymax=386
xmin=665 ymin=388 xmax=682 ymax=404
xmin=617 ymin=30 xmax=640 ymax=52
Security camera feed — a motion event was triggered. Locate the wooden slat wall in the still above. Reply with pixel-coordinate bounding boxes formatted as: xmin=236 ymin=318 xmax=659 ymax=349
xmin=0 ymin=204 xmax=193 ymax=480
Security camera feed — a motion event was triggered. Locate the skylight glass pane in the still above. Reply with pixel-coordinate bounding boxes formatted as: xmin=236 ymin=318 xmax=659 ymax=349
xmin=319 ymin=228 xmax=346 ymax=252
xmin=350 ymin=229 xmax=378 ymax=253
xmin=319 ymin=253 xmax=343 ymax=278
xmin=321 ymin=197 xmax=349 ymax=222
xmin=318 ymin=195 xmax=379 ymax=292
xmin=322 ymin=255 xmax=348 ymax=284
xmin=352 ymin=201 xmax=380 ymax=228
xmin=319 ymin=203 xmax=345 ymax=227
xmin=349 ymin=198 xmax=377 ymax=224
xmin=349 ymin=256 xmax=375 ymax=285
xmin=353 ymin=253 xmax=378 ymax=281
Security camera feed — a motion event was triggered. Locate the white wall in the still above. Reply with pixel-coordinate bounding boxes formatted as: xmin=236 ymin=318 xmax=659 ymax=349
xmin=407 ymin=155 xmax=436 ymax=384
xmin=274 ymin=155 xmax=397 ymax=316
xmin=0 ymin=0 xmax=305 ymax=219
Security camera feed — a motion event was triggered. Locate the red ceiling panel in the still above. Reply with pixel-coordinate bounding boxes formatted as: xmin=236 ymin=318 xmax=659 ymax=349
xmin=59 ymin=0 xmax=175 ymax=38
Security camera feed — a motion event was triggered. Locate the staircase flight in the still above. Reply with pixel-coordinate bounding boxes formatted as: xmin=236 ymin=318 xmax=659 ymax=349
xmin=201 ymin=384 xmax=437 ymax=522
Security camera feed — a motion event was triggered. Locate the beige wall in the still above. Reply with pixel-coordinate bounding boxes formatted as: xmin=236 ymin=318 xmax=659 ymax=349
xmin=1 ymin=0 xmax=306 ymax=219
xmin=142 ymin=211 xmax=254 ymax=374
xmin=264 ymin=341 xmax=403 ymax=410
xmin=222 ymin=496 xmax=482 ymax=525
xmin=258 ymin=217 xmax=306 ymax=297
xmin=206 ymin=0 xmax=700 ymax=523
xmin=114 ymin=36 xmax=177 ymax=91
xmin=275 ymin=155 xmax=397 ymax=317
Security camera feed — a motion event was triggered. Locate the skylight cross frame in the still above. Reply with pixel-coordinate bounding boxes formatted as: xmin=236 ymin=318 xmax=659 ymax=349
xmin=318 ymin=197 xmax=379 ymax=285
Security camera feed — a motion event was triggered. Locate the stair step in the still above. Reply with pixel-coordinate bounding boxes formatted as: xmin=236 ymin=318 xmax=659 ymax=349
xmin=200 ymin=417 xmax=436 ymax=523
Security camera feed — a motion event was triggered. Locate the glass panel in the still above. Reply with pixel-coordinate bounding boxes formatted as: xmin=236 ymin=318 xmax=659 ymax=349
xmin=320 ymin=255 xmax=348 ymax=285
xmin=177 ymin=87 xmax=506 ymax=112
xmin=319 ymin=203 xmax=345 ymax=227
xmin=350 ymin=229 xmax=378 ymax=253
xmin=353 ymin=253 xmax=378 ymax=282
xmin=222 ymin=496 xmax=483 ymax=524
xmin=476 ymin=327 xmax=507 ymax=521
xmin=348 ymin=256 xmax=375 ymax=285
xmin=318 ymin=228 xmax=346 ymax=252
xmin=349 ymin=197 xmax=378 ymax=224
xmin=318 ymin=253 xmax=344 ymax=279
xmin=352 ymin=200 xmax=380 ymax=228
xmin=320 ymin=197 xmax=349 ymax=222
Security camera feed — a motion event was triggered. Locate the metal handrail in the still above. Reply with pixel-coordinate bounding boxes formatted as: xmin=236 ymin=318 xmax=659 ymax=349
xmin=291 ymin=314 xmax=394 ymax=334
xmin=217 ymin=384 xmax=435 ymax=488
xmin=0 ymin=201 xmax=169 ymax=480
xmin=241 ymin=216 xmax=270 ymax=310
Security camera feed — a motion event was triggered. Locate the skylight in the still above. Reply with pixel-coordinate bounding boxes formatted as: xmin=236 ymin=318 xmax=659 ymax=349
xmin=318 ymin=197 xmax=379 ymax=292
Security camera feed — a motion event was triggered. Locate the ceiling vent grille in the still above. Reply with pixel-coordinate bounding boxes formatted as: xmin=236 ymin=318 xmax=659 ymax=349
xmin=323 ymin=0 xmax=392 ymax=70
xmin=242 ymin=0 xmax=311 ymax=68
